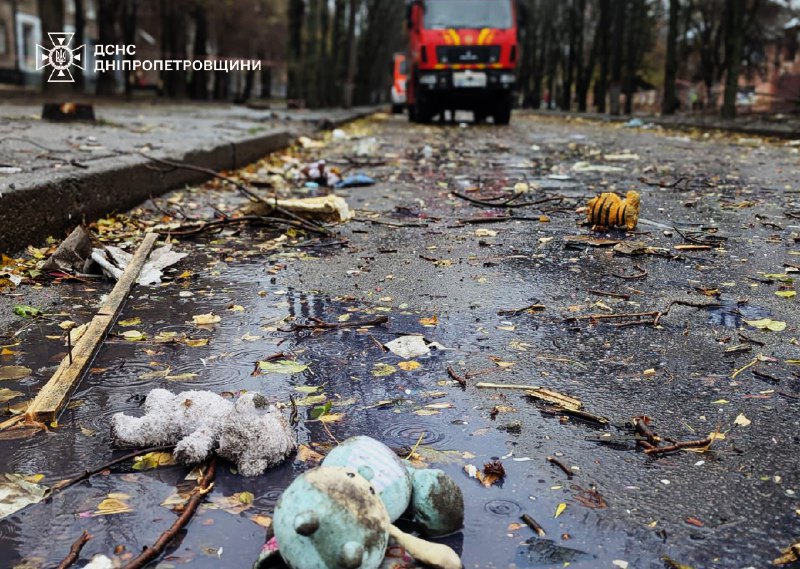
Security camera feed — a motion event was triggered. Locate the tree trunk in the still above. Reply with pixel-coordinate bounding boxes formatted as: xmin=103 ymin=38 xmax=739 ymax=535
xmin=287 ymin=0 xmax=304 ymax=101
xmin=575 ymin=0 xmax=594 ymax=113
xmin=623 ymin=0 xmax=640 ymax=115
xmin=596 ymin=0 xmax=610 ymax=113
xmin=121 ymin=0 xmax=137 ymax=97
xmin=260 ymin=65 xmax=272 ymax=99
xmin=609 ymin=0 xmax=625 ymax=116
xmin=96 ymin=0 xmax=118 ymax=96
xmin=578 ymin=0 xmax=599 ymax=112
xmin=721 ymin=0 xmax=745 ymax=119
xmin=561 ymin=0 xmax=578 ymax=110
xmin=189 ymin=1 xmax=208 ymax=100
xmin=662 ymin=0 xmax=680 ymax=115
xmin=73 ymin=0 xmax=85 ymax=93
xmin=37 ymin=0 xmax=66 ymax=94
xmin=343 ymin=0 xmax=358 ymax=108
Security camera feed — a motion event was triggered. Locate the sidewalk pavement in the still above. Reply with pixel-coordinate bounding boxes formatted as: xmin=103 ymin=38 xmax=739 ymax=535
xmin=0 ymin=102 xmax=377 ymax=254
xmin=532 ymin=109 xmax=800 ymax=139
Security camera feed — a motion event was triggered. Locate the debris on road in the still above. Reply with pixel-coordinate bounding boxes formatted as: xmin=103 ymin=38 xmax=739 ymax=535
xmin=111 ymin=389 xmax=296 ymax=476
xmin=273 ymin=436 xmax=463 ymax=569
xmin=586 ymin=190 xmax=641 ymax=230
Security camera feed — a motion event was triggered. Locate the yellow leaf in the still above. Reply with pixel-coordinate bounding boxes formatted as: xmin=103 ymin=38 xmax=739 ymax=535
xmin=319 ymin=412 xmax=345 ymax=423
xmin=193 ymin=313 xmax=221 ymax=325
xmin=133 ymin=451 xmax=177 ymax=471
xmin=251 ymin=514 xmax=272 ymax=529
xmin=712 ymin=399 xmax=729 ymax=404
xmin=744 ymin=318 xmax=786 ymax=332
xmin=296 ymin=444 xmax=324 ymax=464
xmin=554 ymin=503 xmax=567 ymax=518
xmin=776 ymin=290 xmax=796 ymax=299
xmin=121 ymin=330 xmax=146 ymax=341
xmin=228 ymin=305 xmax=245 ymax=312
xmin=119 ymin=317 xmax=141 ymax=327
xmin=94 ymin=496 xmax=133 ymax=516
xmin=166 ymin=372 xmax=199 ymax=381
xmin=58 ymin=320 xmax=76 ymax=330
xmin=734 ymin=413 xmax=751 ymax=427
xmin=398 ymin=361 xmax=422 ymax=371
xmin=372 ymin=363 xmax=397 ymax=377
xmin=183 ymin=338 xmax=209 ymax=347
xmin=237 ymin=491 xmax=254 ymax=504
xmin=337 ymin=314 xmax=352 ymax=322
xmin=419 ymin=315 xmax=439 ymax=327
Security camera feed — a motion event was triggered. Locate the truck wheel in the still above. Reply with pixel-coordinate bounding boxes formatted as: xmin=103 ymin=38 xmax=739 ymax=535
xmin=493 ymin=96 xmax=512 ymax=125
xmin=414 ymin=99 xmax=434 ymax=124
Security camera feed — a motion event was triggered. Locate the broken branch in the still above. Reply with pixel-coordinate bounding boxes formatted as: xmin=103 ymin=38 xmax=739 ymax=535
xmin=56 ymin=530 xmax=92 ymax=569
xmin=121 ymin=459 xmax=217 ymax=569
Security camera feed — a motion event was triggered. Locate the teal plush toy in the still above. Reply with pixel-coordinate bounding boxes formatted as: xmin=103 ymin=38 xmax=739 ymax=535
xmin=272 ymin=436 xmax=464 ymax=569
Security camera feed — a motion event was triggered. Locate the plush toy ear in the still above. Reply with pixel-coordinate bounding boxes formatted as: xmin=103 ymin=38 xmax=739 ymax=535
xmin=293 ymin=511 xmax=320 ymax=536
xmin=340 ymin=541 xmax=364 ymax=568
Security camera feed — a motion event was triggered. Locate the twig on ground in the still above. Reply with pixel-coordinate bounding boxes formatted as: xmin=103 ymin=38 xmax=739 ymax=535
xmin=588 ymin=290 xmax=631 ymax=300
xmin=51 ymin=445 xmax=176 ymax=493
xmin=446 ymin=366 xmax=466 ymax=387
xmin=497 ymin=304 xmax=545 ymax=316
xmin=643 ymin=437 xmax=712 ymax=455
xmin=55 ymin=530 xmax=92 ymax=569
xmin=158 ymin=215 xmax=312 ymax=236
xmin=121 ymin=459 xmax=216 ymax=569
xmin=137 ymin=152 xmax=330 ymax=235
xmin=611 ymin=265 xmax=648 ymax=280
xmin=450 ymin=190 xmax=563 ymax=209
xmin=546 ymin=456 xmax=574 ymax=477
xmin=280 ymin=315 xmax=389 ymax=331
xmin=521 ymin=514 xmax=546 ymax=537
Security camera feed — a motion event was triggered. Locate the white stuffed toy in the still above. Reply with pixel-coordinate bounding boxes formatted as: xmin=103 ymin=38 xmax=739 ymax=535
xmin=111 ymin=389 xmax=296 ymax=476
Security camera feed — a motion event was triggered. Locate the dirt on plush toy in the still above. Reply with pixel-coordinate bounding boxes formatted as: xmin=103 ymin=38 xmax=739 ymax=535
xmin=111 ymin=389 xmax=296 ymax=476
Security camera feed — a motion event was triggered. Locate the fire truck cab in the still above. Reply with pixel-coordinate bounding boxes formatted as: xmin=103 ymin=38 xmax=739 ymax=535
xmin=405 ymin=0 xmax=519 ymax=125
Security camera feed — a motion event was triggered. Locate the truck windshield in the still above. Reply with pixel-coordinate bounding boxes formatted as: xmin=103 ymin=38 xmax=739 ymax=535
xmin=423 ymin=0 xmax=513 ymax=30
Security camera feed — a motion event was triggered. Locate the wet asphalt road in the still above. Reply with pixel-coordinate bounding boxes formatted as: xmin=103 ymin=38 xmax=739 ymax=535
xmin=1 ymin=111 xmax=800 ymax=569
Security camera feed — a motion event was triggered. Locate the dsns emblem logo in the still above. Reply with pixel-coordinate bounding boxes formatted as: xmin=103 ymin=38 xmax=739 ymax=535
xmin=36 ymin=32 xmax=85 ymax=82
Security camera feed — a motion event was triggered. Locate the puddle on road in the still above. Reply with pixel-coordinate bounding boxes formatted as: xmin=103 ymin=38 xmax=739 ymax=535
xmin=0 ymin=248 xmax=649 ymax=568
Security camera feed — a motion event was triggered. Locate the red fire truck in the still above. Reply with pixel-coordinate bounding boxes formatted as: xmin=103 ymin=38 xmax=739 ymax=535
xmin=405 ymin=0 xmax=518 ymax=125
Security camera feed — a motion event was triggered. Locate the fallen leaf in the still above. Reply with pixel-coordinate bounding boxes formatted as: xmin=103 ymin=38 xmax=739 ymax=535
xmin=121 ymin=330 xmax=146 ymax=341
xmin=475 ymin=228 xmax=498 ymax=237
xmin=13 ymin=305 xmax=42 ymax=318
xmin=384 ymin=336 xmax=430 ymax=359
xmin=228 ymin=305 xmax=245 ymax=312
xmin=257 ymin=360 xmax=309 ymax=374
xmin=193 ymin=313 xmax=221 ymax=325
xmin=554 ymin=503 xmax=567 ymax=518
xmin=93 ymin=494 xmax=133 ymax=516
xmin=775 ymin=290 xmax=796 ymax=298
xmin=372 ymin=363 xmax=397 ymax=377
xmin=0 ymin=473 xmax=49 ymax=520
xmin=0 ymin=388 xmax=23 ymax=403
xmin=133 ymin=451 xmax=177 ymax=471
xmin=419 ymin=315 xmax=439 ymax=327
xmin=296 ymin=444 xmax=324 ymax=464
xmin=734 ymin=413 xmax=751 ymax=427
xmin=58 ymin=320 xmax=76 ymax=330
xmin=398 ymin=361 xmax=422 ymax=371
xmin=319 ymin=412 xmax=345 ymax=423
xmin=744 ymin=318 xmax=786 ymax=332
xmin=166 ymin=372 xmax=199 ymax=381
xmin=250 ymin=514 xmax=272 ymax=529
xmin=118 ymin=317 xmax=141 ymax=327
xmin=183 ymin=338 xmax=209 ymax=348
xmin=0 ymin=366 xmax=31 ymax=381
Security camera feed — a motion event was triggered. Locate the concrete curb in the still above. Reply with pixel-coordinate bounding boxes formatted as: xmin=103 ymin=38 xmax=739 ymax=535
xmin=529 ymin=109 xmax=800 ymax=140
xmin=0 ymin=107 xmax=377 ymax=254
